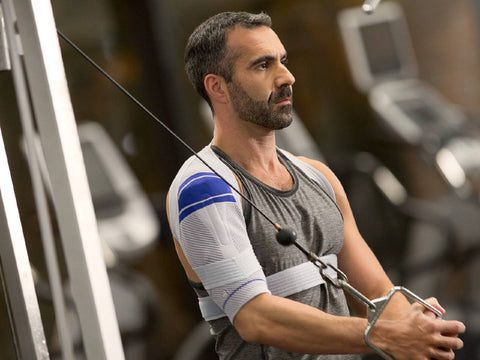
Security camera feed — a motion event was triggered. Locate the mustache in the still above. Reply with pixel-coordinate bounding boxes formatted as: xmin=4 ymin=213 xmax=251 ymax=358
xmin=269 ymin=86 xmax=292 ymax=104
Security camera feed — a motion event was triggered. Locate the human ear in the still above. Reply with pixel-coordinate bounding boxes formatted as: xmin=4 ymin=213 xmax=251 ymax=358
xmin=204 ymin=74 xmax=228 ymax=104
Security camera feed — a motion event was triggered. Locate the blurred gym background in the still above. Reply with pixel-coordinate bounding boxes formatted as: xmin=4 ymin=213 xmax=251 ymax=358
xmin=1 ymin=0 xmax=480 ymax=359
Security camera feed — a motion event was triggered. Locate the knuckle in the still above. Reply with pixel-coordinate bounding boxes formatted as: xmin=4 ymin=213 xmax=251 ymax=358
xmin=425 ymin=319 xmax=437 ymax=332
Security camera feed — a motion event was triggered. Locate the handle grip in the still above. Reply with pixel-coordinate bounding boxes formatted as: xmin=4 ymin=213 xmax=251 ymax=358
xmin=364 ymin=286 xmax=443 ymax=360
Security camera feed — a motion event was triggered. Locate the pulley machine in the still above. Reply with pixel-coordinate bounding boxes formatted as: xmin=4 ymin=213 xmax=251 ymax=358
xmin=0 ymin=0 xmax=124 ymax=359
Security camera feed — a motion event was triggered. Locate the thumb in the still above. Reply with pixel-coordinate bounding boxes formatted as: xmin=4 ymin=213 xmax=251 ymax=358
xmin=413 ymin=297 xmax=445 ymax=318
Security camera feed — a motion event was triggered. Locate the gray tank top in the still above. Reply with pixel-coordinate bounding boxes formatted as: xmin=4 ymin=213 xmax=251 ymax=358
xmin=194 ymin=146 xmax=362 ymax=360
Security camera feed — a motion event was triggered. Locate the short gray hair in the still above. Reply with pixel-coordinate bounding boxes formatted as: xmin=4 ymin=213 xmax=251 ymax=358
xmin=184 ymin=11 xmax=272 ymax=108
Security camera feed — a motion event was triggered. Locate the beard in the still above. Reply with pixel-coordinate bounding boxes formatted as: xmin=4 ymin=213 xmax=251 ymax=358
xmin=227 ymin=80 xmax=293 ymax=130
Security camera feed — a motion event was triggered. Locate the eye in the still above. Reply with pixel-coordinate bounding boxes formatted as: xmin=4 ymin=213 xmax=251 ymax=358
xmin=281 ymin=57 xmax=289 ymax=66
xmin=258 ymin=62 xmax=269 ymax=70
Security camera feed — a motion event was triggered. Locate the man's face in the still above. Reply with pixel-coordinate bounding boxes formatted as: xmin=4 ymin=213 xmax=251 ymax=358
xmin=226 ymin=77 xmax=293 ymax=130
xmin=224 ymin=26 xmax=295 ymax=130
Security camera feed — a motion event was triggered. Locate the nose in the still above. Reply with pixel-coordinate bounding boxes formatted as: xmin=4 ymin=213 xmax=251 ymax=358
xmin=275 ymin=63 xmax=295 ymax=89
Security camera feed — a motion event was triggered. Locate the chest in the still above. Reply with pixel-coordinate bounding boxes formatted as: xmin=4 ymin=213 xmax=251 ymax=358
xmin=247 ymin=166 xmax=294 ymax=191
xmin=241 ymin=171 xmax=344 ymax=276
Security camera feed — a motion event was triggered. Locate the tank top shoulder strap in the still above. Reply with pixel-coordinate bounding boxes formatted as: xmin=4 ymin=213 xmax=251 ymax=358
xmin=277 ymin=149 xmax=336 ymax=202
xmin=210 ymin=145 xmax=253 ymax=222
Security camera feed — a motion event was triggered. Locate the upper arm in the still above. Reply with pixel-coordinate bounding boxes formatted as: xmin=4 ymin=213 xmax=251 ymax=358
xmin=166 ymin=171 xmax=270 ymax=322
xmin=166 ymin=191 xmax=201 ymax=283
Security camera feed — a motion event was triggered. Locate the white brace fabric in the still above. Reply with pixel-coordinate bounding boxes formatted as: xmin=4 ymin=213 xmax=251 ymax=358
xmin=193 ymin=247 xmax=262 ymax=290
xmin=168 ymin=146 xmax=244 ymax=241
xmin=199 ymin=254 xmax=338 ymax=321
xmin=169 ymin=146 xmax=271 ymax=322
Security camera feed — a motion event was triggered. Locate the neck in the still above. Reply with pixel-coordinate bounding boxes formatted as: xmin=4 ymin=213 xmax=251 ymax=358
xmin=211 ymin=115 xmax=278 ymax=169
xmin=211 ymin=114 xmax=293 ymax=190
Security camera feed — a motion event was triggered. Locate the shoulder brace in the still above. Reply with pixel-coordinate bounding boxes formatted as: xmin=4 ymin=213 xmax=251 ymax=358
xmin=168 ymin=146 xmax=270 ymax=322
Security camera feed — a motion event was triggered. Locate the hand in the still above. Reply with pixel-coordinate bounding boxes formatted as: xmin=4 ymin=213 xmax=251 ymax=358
xmin=422 ymin=297 xmax=445 ymax=319
xmin=369 ymin=297 xmax=466 ymax=360
xmin=421 ymin=298 xmax=462 ymax=360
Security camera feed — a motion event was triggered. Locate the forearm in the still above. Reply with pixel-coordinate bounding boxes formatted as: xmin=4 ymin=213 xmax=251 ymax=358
xmin=234 ymin=293 xmax=371 ymax=355
xmin=379 ymin=292 xmax=411 ymax=320
xmin=234 ymin=293 xmax=465 ymax=359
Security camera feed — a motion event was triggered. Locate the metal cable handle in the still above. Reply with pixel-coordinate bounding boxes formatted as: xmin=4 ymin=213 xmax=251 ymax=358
xmin=279 ymin=233 xmax=443 ymax=360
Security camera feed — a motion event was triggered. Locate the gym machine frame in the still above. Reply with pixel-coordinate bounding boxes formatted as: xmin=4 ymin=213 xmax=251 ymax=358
xmin=0 ymin=0 xmax=124 ymax=358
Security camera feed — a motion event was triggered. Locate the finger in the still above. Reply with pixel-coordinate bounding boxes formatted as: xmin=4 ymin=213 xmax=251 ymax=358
xmin=410 ymin=297 xmax=445 ymax=316
xmin=435 ymin=333 xmax=464 ymax=351
xmin=424 ymin=297 xmax=446 ymax=316
xmin=430 ymin=347 xmax=455 ymax=360
xmin=437 ymin=320 xmax=466 ymax=336
xmin=424 ymin=310 xmax=437 ymax=319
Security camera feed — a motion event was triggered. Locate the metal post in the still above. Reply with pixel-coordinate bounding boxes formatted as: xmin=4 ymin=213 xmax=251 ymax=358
xmin=1 ymin=0 xmax=125 ymax=358
xmin=0 ymin=3 xmax=9 ymax=70
xmin=1 ymin=0 xmax=75 ymax=357
xmin=0 ymin=126 xmax=49 ymax=359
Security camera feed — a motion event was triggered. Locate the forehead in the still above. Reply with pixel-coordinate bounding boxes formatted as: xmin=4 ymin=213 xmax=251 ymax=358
xmin=226 ymin=26 xmax=286 ymax=65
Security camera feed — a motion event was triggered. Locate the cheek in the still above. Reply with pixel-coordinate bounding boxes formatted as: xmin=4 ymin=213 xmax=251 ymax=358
xmin=249 ymin=86 xmax=272 ymax=102
xmin=235 ymin=75 xmax=272 ymax=102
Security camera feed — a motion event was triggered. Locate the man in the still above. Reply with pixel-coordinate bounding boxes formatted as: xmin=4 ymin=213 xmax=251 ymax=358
xmin=167 ymin=11 xmax=465 ymax=359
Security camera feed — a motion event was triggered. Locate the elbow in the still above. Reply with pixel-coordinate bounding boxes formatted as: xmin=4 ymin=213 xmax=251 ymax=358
xmin=234 ymin=312 xmax=263 ymax=343
xmin=237 ymin=325 xmax=260 ymax=344
xmin=233 ymin=295 xmax=269 ymax=344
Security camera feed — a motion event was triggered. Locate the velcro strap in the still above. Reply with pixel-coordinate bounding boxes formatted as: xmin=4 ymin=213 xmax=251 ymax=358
xmin=267 ymin=254 xmax=337 ymax=297
xmin=194 ymin=247 xmax=262 ymax=290
xmin=198 ymin=296 xmax=227 ymax=321
xmin=198 ymin=254 xmax=338 ymax=321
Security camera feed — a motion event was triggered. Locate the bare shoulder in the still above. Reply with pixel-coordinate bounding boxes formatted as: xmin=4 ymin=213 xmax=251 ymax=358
xmin=297 ymin=156 xmax=331 ymax=175
xmin=296 ymin=155 xmax=344 ymax=193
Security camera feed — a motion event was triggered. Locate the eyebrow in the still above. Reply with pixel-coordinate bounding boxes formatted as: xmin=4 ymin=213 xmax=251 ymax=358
xmin=249 ymin=53 xmax=288 ymax=69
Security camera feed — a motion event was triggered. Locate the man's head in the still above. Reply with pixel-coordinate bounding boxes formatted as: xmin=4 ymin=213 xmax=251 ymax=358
xmin=184 ymin=12 xmax=272 ymax=109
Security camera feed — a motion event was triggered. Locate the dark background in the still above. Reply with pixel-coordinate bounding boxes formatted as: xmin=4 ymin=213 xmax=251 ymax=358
xmin=1 ymin=0 xmax=480 ymax=359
